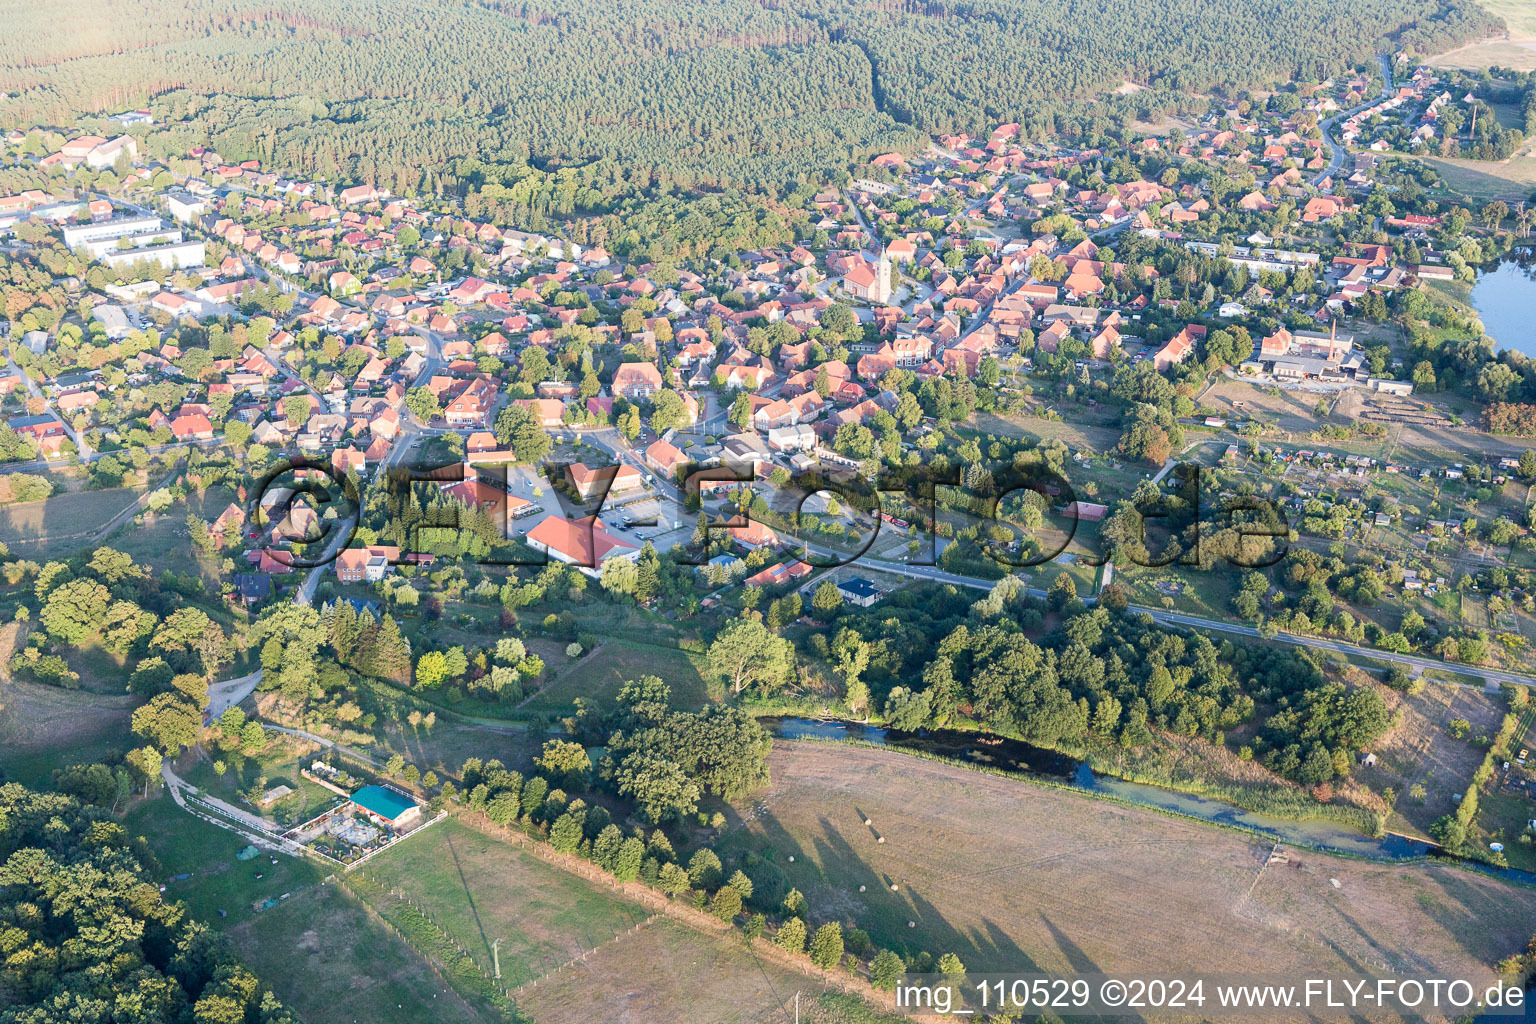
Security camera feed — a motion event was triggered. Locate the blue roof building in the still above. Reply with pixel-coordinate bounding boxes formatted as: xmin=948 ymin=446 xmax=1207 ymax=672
xmin=350 ymin=785 xmax=421 ymax=827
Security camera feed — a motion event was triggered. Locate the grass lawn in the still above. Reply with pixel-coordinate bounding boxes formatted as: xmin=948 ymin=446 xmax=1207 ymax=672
xmin=515 ymin=916 xmax=848 ymax=1024
xmin=230 ymin=883 xmax=495 ymax=1024
xmin=0 ymin=678 xmax=136 ymax=787
xmin=178 ymin=734 xmax=346 ymax=830
xmin=1474 ymin=789 xmax=1536 ymax=871
xmin=0 ymin=486 xmax=143 ymax=553
xmin=123 ymin=792 xmax=326 ymax=927
xmin=128 ymin=791 xmax=499 ymax=1024
xmin=716 ymin=742 xmax=1536 ymax=979
xmin=522 ymin=639 xmax=711 ymax=715
xmin=354 ymin=818 xmax=648 ymax=988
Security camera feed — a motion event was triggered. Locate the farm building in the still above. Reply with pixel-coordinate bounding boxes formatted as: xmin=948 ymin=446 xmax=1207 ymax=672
xmin=1065 ymin=501 xmax=1108 ymax=521
xmin=349 ymin=785 xmax=422 ymax=829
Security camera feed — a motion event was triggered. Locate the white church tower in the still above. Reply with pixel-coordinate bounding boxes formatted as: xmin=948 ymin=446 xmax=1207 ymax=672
xmin=873 ymin=245 xmax=894 ymax=305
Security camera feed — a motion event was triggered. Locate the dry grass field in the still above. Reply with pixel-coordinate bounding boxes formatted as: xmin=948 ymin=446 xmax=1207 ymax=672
xmin=973 ymin=410 xmax=1123 ymax=454
xmin=1422 ymin=150 xmax=1536 ymax=203
xmin=515 ymin=917 xmax=821 ymax=1024
xmin=1430 ymin=0 xmax=1536 ymax=69
xmin=1202 ymin=379 xmax=1335 ymax=437
xmin=360 ymin=819 xmax=876 ymax=1023
xmin=229 ymin=884 xmax=495 ymax=1024
xmin=720 ymin=742 xmax=1536 ymax=984
xmin=0 ymin=677 xmax=135 ymax=786
xmin=1363 ymin=683 xmax=1508 ymax=838
xmin=1430 ymin=38 xmax=1536 ymax=70
xmin=0 ymin=486 xmax=143 ymax=552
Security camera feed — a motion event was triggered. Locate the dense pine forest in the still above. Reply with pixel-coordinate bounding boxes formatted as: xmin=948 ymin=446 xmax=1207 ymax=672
xmin=0 ymin=0 xmax=1501 ymax=210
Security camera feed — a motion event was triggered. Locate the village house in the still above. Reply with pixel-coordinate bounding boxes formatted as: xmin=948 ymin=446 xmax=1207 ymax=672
xmin=566 ymin=462 xmax=644 ymax=502
xmin=334 ymin=544 xmax=401 ymax=583
xmin=612 ymin=362 xmax=664 ymax=400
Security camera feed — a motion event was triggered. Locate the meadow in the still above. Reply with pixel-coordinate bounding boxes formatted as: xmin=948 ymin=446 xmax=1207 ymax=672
xmin=358 ymin=817 xmax=889 ymax=1023
xmin=0 ymin=677 xmax=135 ymax=786
xmin=717 ymin=741 xmax=1536 ymax=980
xmin=1421 ymin=149 xmax=1536 ymax=204
xmin=230 ymin=883 xmax=496 ymax=1024
xmin=1365 ymin=681 xmax=1508 ymax=837
xmin=1430 ymin=0 xmax=1536 ymax=69
xmin=355 ymin=817 xmax=652 ymax=989
xmin=520 ymin=639 xmax=711 ymax=716
xmin=515 ymin=917 xmax=845 ymax=1024
xmin=0 ymin=485 xmax=144 ymax=554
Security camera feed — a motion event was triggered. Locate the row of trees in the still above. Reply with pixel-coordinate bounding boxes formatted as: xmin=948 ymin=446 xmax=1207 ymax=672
xmin=448 ymin=676 xmax=969 ymax=991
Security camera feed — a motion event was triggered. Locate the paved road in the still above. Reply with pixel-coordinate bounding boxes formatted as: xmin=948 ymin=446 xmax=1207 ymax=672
xmin=1312 ymin=54 xmax=1392 ymax=187
xmin=207 ymin=668 xmax=264 ymax=719
xmin=1140 ymin=609 xmax=1510 ymax=690
xmin=816 ymin=552 xmax=1535 ymax=690
xmin=7 ymin=357 xmax=91 ymax=460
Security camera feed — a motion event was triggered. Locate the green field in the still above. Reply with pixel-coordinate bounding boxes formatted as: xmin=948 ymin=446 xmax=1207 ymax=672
xmin=355 ymin=817 xmax=650 ymax=988
xmin=230 ymin=883 xmax=495 ymax=1024
xmin=522 ymin=639 xmax=711 ymax=715
xmin=1479 ymin=0 xmax=1536 ymax=36
xmin=0 ymin=677 xmax=136 ymax=787
xmin=357 ymin=817 xmax=889 ymax=1023
xmin=122 ymin=793 xmax=325 ymax=927
xmin=0 ymin=485 xmax=142 ymax=552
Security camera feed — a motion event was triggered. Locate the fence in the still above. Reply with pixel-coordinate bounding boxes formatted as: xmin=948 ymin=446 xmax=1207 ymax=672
xmin=513 ymin=915 xmax=658 ymax=996
xmin=342 ymin=810 xmax=448 ymax=872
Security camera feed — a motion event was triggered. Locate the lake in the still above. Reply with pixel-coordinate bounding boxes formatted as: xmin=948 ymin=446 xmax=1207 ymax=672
xmin=1472 ymin=258 xmax=1536 ymax=358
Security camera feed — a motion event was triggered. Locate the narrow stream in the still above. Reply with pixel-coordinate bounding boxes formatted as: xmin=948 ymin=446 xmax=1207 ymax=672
xmin=762 ymin=717 xmax=1536 ymax=883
